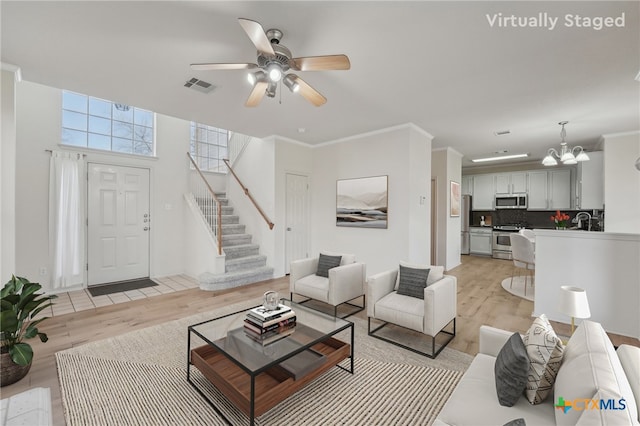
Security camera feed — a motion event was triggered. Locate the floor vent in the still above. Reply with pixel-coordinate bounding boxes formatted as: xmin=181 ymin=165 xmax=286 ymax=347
xmin=184 ymin=78 xmax=215 ymax=94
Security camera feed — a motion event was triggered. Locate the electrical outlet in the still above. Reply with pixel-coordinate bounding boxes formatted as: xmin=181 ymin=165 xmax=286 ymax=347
xmin=39 ymin=267 xmax=47 ymax=276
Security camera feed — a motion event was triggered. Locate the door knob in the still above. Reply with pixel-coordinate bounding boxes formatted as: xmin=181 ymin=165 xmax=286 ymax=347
xmin=143 ymin=227 xmax=149 ymax=231
xmin=286 ymin=227 xmax=292 ymax=231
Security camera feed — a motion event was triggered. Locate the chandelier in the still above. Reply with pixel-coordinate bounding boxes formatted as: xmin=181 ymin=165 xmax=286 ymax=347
xmin=542 ymin=121 xmax=590 ymax=166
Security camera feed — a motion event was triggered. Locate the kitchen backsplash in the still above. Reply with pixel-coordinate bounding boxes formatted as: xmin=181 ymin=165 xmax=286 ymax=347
xmin=471 ymin=209 xmax=604 ymax=230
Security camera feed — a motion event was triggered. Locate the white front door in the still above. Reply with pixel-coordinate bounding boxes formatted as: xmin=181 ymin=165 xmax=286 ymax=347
xmin=285 ymin=173 xmax=309 ymax=274
xmin=87 ymin=163 xmax=150 ymax=285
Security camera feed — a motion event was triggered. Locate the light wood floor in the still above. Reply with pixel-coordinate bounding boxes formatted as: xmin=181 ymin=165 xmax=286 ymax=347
xmin=2 ymin=255 xmax=638 ymax=425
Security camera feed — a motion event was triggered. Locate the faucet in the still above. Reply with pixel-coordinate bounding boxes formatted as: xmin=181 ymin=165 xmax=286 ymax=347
xmin=574 ymin=212 xmax=592 ymax=231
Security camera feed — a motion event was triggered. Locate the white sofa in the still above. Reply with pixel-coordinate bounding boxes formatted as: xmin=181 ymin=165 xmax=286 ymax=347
xmin=435 ymin=320 xmax=640 ymax=426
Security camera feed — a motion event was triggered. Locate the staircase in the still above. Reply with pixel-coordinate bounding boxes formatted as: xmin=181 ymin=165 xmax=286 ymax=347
xmin=196 ymin=192 xmax=274 ymax=291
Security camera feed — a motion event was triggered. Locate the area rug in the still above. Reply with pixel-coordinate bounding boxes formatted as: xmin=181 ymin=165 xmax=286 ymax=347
xmin=56 ymin=299 xmax=471 ymax=425
xmin=87 ymin=278 xmax=157 ymax=297
xmin=501 ymin=276 xmax=534 ymax=301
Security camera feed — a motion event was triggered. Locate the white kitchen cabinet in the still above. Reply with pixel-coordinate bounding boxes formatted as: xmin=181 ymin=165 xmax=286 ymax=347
xmin=472 ymin=174 xmax=495 ymax=210
xmin=495 ymin=172 xmax=527 ymax=194
xmin=461 ymin=175 xmax=473 ymax=195
xmin=527 ymin=171 xmax=549 ymax=209
xmin=549 ymin=169 xmax=571 ymax=210
xmin=469 ymin=227 xmax=493 ymax=255
xmin=576 ymin=151 xmax=604 ymax=210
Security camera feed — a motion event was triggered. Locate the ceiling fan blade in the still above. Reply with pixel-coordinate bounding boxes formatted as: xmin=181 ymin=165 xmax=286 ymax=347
xmin=238 ymin=18 xmax=276 ymax=57
xmin=292 ymin=55 xmax=351 ymax=71
xmin=245 ymin=81 xmax=268 ymax=107
xmin=190 ymin=63 xmax=257 ymax=71
xmin=293 ymin=76 xmax=327 ymax=106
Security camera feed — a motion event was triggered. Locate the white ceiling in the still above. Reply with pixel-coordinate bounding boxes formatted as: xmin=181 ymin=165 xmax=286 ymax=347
xmin=2 ymin=1 xmax=639 ymax=167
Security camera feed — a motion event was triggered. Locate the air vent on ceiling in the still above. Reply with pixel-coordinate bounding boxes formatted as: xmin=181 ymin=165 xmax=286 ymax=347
xmin=184 ymin=77 xmax=215 ymax=94
xmin=494 ymin=130 xmax=511 ymax=136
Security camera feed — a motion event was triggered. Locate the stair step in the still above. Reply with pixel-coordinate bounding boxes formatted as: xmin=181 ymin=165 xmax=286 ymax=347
xmin=203 ymin=214 xmax=239 ymax=225
xmin=222 ymin=234 xmax=252 ymax=247
xmin=200 ymin=205 xmax=234 ymax=215
xmin=221 ymin=224 xmax=246 ymax=235
xmin=223 ymin=244 xmax=260 ymax=259
xmin=225 ymin=255 xmax=267 ymax=272
xmin=199 ymin=267 xmax=274 ymax=291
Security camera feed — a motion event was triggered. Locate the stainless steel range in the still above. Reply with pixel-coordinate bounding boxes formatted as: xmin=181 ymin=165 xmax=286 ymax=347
xmin=492 ymin=225 xmax=526 ymax=260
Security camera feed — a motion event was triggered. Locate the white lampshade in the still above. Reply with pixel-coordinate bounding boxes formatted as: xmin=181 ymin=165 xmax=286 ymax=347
xmin=542 ymin=155 xmax=557 ymax=166
xmin=561 ymin=151 xmax=576 ymax=163
xmin=558 ymin=286 xmax=591 ymax=319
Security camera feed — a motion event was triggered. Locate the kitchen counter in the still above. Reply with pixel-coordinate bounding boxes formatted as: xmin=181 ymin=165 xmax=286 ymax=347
xmin=533 ymin=229 xmax=640 ymax=339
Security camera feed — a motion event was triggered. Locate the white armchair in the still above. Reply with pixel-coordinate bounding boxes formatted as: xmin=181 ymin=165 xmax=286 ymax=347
xmin=367 ymin=264 xmax=457 ymax=358
xmin=289 ymin=252 xmax=366 ymax=318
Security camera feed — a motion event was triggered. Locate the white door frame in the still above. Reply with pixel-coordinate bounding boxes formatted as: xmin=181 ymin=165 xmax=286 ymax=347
xmin=284 ymin=172 xmax=310 ymax=274
xmin=87 ymin=162 xmax=151 ymax=285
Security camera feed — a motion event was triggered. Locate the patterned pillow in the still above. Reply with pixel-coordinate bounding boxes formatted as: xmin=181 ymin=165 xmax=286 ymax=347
xmin=494 ymin=333 xmax=529 ymax=407
xmin=396 ymin=264 xmax=430 ymax=299
xmin=315 ymin=253 xmax=342 ymax=278
xmin=522 ymin=314 xmax=565 ymax=404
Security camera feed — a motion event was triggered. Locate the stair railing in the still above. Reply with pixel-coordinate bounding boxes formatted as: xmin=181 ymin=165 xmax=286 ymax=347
xmin=187 ymin=152 xmax=223 ymax=255
xmin=223 ymin=158 xmax=275 ymax=230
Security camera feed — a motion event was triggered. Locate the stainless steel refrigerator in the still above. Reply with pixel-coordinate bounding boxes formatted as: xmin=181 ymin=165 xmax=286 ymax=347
xmin=460 ymin=194 xmax=471 ymax=255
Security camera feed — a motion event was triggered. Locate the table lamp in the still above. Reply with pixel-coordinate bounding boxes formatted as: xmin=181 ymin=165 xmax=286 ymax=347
xmin=558 ymin=286 xmax=591 ymax=335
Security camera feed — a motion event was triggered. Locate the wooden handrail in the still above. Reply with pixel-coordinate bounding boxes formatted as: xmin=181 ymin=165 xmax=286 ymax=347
xmin=187 ymin=153 xmax=223 ymax=255
xmin=223 ymin=158 xmax=275 ymax=230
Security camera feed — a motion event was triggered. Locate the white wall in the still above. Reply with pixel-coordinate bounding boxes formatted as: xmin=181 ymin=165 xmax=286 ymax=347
xmin=274 ymin=137 xmax=313 ymax=276
xmin=309 ymin=124 xmax=432 ymax=277
xmin=14 ymin=80 xmax=194 ymax=290
xmin=1 ymin=68 xmax=18 ymax=282
xmin=534 ymin=229 xmax=640 ymax=339
xmin=431 ymin=147 xmax=462 ymax=270
xmin=225 ymin=136 xmax=276 ymax=272
xmin=603 ymin=132 xmax=640 ymax=234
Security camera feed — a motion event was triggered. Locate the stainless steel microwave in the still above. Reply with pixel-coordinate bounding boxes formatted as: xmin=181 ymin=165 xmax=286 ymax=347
xmin=495 ymin=194 xmax=527 ymax=209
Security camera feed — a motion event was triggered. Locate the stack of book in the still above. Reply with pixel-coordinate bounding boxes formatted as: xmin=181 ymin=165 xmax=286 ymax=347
xmin=244 ymin=304 xmax=297 ymax=345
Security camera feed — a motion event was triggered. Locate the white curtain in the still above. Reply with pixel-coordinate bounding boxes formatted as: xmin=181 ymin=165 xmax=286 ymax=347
xmin=49 ymin=151 xmax=85 ymax=289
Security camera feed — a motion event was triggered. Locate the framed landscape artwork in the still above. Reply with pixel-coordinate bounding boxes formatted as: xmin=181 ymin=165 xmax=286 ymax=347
xmin=336 ymin=175 xmax=388 ymax=229
xmin=450 ymin=180 xmax=460 ymax=217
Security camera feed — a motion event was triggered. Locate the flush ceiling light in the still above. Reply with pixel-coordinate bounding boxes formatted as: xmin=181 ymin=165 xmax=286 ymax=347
xmin=542 ymin=121 xmax=590 ymax=166
xmin=471 ymin=153 xmax=529 ymax=163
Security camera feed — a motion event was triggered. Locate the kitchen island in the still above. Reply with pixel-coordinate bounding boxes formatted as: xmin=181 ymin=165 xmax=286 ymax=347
xmin=533 ymin=229 xmax=640 ymax=340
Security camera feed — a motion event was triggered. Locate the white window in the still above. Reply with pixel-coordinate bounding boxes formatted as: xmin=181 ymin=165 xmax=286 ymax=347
xmin=61 ymin=91 xmax=155 ymax=156
xmin=190 ymin=122 xmax=229 ymax=173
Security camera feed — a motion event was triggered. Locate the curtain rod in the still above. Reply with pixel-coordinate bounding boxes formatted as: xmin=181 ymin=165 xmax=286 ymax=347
xmin=44 ymin=149 xmax=87 ymax=158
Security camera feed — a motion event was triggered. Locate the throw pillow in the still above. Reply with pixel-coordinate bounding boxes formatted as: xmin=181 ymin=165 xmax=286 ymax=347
xmin=522 ymin=314 xmax=565 ymax=404
xmin=396 ymin=264 xmax=430 ymax=299
xmin=394 ymin=262 xmax=443 ymax=290
xmin=494 ymin=332 xmax=529 ymax=407
xmin=315 ymin=253 xmax=342 ymax=278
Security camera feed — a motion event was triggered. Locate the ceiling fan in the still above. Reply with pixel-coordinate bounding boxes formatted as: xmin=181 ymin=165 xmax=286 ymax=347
xmin=191 ymin=18 xmax=350 ymax=107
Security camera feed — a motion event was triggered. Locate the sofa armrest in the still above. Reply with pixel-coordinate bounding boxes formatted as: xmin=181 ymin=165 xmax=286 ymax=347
xmin=366 ymin=269 xmax=397 ymax=317
xmin=327 ymin=262 xmax=365 ymax=306
xmin=424 ymin=275 xmax=457 ymax=336
xmin=479 ymin=325 xmax=514 ymax=357
xmin=617 ymin=344 xmax=640 ymax=423
xmin=290 ymin=257 xmax=319 ymax=293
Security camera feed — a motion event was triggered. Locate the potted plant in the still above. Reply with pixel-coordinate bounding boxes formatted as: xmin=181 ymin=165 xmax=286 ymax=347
xmin=1 ymin=275 xmax=57 ymax=387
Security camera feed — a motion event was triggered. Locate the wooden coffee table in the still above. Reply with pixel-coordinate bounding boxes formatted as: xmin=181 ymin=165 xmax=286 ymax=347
xmin=187 ymin=299 xmax=354 ymax=425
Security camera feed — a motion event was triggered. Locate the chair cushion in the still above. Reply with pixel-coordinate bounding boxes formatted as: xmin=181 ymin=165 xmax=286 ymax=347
xmin=315 ymin=253 xmax=342 ymax=277
xmin=374 ymin=292 xmax=423 ymax=332
xmin=394 ymin=262 xmax=444 ymax=290
xmin=522 ymin=314 xmax=564 ymax=405
xmin=494 ymin=332 xmax=529 ymax=407
xmin=396 ymin=264 xmax=430 ymax=299
xmin=295 ymin=274 xmax=329 ymax=302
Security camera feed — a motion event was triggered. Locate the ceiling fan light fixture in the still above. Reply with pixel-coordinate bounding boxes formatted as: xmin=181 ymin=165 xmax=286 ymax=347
xmin=283 ymin=74 xmax=299 ymax=93
xmin=247 ymin=70 xmax=266 ymax=86
xmin=266 ymin=81 xmax=277 ymax=98
xmin=267 ymin=63 xmax=283 ymax=82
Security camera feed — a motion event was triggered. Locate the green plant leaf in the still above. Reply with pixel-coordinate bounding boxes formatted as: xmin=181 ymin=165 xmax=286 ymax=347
xmin=1 ymin=294 xmax=20 ymax=306
xmin=37 ymin=332 xmax=48 ymax=343
xmin=9 ymin=342 xmax=33 ymax=366
xmin=0 ymin=299 xmax=13 ymax=311
xmin=30 ymin=303 xmax=54 ymax=319
xmin=0 ymin=310 xmax=18 ymax=333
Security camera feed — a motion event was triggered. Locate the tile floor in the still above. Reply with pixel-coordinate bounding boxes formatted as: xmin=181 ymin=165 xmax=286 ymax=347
xmin=44 ymin=275 xmax=199 ymax=317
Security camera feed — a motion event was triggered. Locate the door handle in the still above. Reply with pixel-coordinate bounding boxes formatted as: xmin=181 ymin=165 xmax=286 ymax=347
xmin=143 ymin=227 xmax=150 ymax=231
xmin=286 ymin=227 xmax=292 ymax=231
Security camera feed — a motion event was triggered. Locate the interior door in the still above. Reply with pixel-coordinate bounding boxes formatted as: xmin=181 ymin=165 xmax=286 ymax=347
xmin=285 ymin=173 xmax=309 ymax=274
xmin=87 ymin=163 xmax=150 ymax=285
